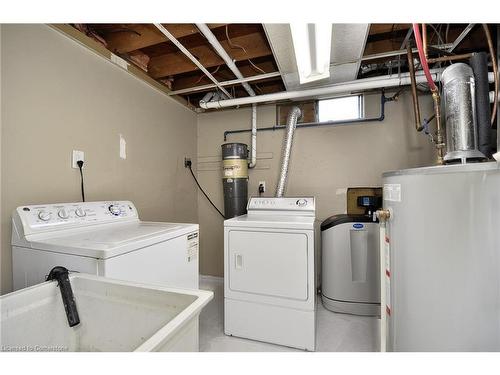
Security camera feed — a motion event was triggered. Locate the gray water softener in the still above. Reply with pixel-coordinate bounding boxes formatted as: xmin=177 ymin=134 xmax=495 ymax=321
xmin=321 ymin=195 xmax=382 ymax=316
xmin=221 ymin=143 xmax=248 ymax=218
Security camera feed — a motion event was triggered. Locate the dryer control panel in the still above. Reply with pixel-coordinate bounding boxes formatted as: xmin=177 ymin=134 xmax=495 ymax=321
xmin=14 ymin=201 xmax=139 ymax=236
xmin=247 ymin=197 xmax=315 ymax=215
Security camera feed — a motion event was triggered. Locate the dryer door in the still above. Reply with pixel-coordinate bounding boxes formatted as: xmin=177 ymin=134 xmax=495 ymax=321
xmin=227 ymin=230 xmax=309 ymax=301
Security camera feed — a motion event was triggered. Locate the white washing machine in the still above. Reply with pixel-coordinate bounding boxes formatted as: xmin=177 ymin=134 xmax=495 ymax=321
xmin=12 ymin=201 xmax=199 ymax=291
xmin=223 ymin=197 xmax=317 ymax=351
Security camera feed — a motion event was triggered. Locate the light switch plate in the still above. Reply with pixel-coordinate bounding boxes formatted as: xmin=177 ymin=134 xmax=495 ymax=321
xmin=72 ymin=150 xmax=84 ymax=169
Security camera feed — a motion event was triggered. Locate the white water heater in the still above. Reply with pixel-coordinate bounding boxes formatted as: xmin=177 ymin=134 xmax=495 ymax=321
xmin=381 ymin=162 xmax=500 ymax=351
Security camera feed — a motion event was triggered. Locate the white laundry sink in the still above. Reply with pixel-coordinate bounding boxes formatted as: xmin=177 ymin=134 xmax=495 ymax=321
xmin=0 ymin=274 xmax=213 ymax=352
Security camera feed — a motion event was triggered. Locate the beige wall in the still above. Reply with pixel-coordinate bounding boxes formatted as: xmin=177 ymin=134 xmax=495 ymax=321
xmin=0 ymin=25 xmax=198 ymax=294
xmin=197 ymin=92 xmax=436 ymax=277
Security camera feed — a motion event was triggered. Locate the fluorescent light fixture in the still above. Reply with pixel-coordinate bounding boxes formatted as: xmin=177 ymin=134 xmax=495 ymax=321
xmin=290 ymin=23 xmax=332 ymax=84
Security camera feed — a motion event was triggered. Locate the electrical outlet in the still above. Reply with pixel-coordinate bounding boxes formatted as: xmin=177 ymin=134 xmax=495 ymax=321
xmin=72 ymin=150 xmax=84 ymax=169
xmin=258 ymin=181 xmax=266 ymax=193
xmin=184 ymin=157 xmax=192 ymax=168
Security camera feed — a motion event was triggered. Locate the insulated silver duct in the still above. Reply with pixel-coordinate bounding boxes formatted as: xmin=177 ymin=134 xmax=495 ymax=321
xmin=275 ymin=106 xmax=302 ymax=197
xmin=442 ymin=63 xmax=485 ymax=163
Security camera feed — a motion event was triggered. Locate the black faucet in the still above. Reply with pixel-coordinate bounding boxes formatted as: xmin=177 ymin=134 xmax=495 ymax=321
xmin=46 ymin=266 xmax=80 ymax=327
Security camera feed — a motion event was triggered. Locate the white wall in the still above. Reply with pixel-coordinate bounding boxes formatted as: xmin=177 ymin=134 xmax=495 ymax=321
xmin=197 ymin=92 xmax=436 ymax=276
xmin=0 ymin=25 xmax=198 ymax=294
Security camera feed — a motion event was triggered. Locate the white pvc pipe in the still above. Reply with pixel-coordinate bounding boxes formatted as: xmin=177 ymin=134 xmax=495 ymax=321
xmin=196 ymin=23 xmax=256 ymax=97
xmin=168 ymin=71 xmax=281 ymax=96
xmin=379 ymin=223 xmax=387 ymax=353
xmin=196 ymin=23 xmax=259 ymax=168
xmin=153 ymin=23 xmax=232 ymax=99
xmin=200 ymin=70 xmax=496 ymax=109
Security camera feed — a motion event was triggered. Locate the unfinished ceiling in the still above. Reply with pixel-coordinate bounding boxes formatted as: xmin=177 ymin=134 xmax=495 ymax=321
xmin=68 ymin=23 xmax=492 ymax=109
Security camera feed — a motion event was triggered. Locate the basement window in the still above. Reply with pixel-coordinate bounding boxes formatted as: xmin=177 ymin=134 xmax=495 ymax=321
xmin=318 ymin=95 xmax=364 ymax=122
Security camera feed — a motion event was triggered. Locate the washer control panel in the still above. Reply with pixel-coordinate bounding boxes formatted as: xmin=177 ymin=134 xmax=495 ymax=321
xmin=247 ymin=197 xmax=315 ymax=214
xmin=15 ymin=201 xmax=138 ymax=235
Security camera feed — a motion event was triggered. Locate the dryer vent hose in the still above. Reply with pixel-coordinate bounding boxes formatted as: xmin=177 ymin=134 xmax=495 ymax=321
xmin=275 ymin=106 xmax=302 ymax=197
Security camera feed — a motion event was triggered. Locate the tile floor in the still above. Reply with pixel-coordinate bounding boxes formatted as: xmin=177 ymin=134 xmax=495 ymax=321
xmin=199 ymin=276 xmax=380 ymax=352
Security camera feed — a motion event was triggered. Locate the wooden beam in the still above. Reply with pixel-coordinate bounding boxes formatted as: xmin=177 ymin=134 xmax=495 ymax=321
xmin=101 ymin=24 xmax=225 ymax=54
xmin=172 ymin=60 xmax=278 ymax=91
xmin=363 ymin=39 xmax=405 ymax=56
xmin=367 ymin=27 xmax=410 ymax=43
xmin=369 ymin=24 xmax=410 ymax=36
xmin=140 ymin=24 xmax=264 ymax=58
xmin=363 ymin=25 xmax=487 ymax=59
xmin=148 ymin=32 xmax=272 ymax=78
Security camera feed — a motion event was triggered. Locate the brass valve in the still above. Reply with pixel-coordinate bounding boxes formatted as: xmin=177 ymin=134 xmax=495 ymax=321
xmin=376 ymin=209 xmax=391 ymax=223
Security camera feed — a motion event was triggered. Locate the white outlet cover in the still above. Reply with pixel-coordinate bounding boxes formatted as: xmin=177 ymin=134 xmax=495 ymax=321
xmin=72 ymin=150 xmax=84 ymax=169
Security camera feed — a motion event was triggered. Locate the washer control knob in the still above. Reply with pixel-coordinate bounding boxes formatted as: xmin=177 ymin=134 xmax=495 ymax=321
xmin=108 ymin=205 xmax=121 ymax=216
xmin=296 ymin=199 xmax=307 ymax=207
xmin=58 ymin=209 xmax=69 ymax=219
xmin=75 ymin=207 xmax=86 ymax=217
xmin=38 ymin=210 xmax=52 ymax=221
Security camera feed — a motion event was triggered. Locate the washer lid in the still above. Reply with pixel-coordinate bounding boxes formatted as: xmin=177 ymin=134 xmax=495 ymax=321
xmin=224 ymin=214 xmax=315 ymax=230
xmin=27 ymin=221 xmax=199 ymax=259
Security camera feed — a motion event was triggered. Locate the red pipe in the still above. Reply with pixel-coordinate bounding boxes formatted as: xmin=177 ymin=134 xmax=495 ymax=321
xmin=412 ymin=23 xmax=438 ymax=92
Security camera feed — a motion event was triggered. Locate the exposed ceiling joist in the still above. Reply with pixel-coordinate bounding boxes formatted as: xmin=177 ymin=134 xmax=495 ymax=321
xmin=168 ymin=72 xmax=281 ymax=96
xmin=172 ymin=60 xmax=279 ymax=91
xmin=148 ymin=31 xmax=272 ymax=78
xmin=153 ymin=23 xmax=232 ymax=98
xmin=96 ymin=23 xmax=225 ymax=54
xmin=65 ymin=23 xmax=490 ymax=109
xmin=368 ymin=24 xmax=411 ymax=35
xmin=448 ymin=23 xmax=475 ymax=52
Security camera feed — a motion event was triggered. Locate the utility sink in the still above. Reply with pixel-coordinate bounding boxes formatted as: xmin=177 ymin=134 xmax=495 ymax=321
xmin=0 ymin=274 xmax=213 ymax=352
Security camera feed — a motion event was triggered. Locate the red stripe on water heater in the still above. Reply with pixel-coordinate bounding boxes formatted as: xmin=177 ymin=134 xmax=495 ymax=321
xmin=386 ymin=306 xmax=391 ymax=316
xmin=386 ymin=270 xmax=391 ymax=277
xmin=385 ymin=236 xmax=390 ymax=243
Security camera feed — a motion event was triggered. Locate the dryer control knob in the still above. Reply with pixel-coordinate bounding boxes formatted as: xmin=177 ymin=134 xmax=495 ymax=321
xmin=38 ymin=210 xmax=52 ymax=221
xmin=296 ymin=199 xmax=307 ymax=207
xmin=75 ymin=207 xmax=86 ymax=217
xmin=58 ymin=209 xmax=69 ymax=219
xmin=108 ymin=205 xmax=121 ymax=216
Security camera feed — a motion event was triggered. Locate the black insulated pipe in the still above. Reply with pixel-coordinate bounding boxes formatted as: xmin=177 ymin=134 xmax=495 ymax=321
xmin=46 ymin=266 xmax=80 ymax=327
xmin=470 ymin=52 xmax=492 ymax=159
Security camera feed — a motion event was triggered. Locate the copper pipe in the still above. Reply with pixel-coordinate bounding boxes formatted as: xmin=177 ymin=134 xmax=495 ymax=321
xmin=407 ymin=45 xmax=423 ymax=131
xmin=483 ymin=24 xmax=498 ymax=125
xmin=423 ymin=24 xmax=428 ymax=59
xmin=432 ymin=90 xmax=446 ymax=164
xmin=427 ymin=53 xmax=474 ymax=64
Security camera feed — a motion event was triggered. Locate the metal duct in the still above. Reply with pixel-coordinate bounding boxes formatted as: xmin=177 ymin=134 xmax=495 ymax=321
xmin=248 ymin=104 xmax=257 ymax=168
xmin=442 ymin=63 xmax=485 ymax=163
xmin=275 ymin=107 xmax=302 ymax=197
